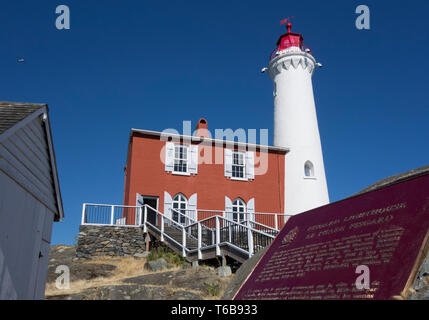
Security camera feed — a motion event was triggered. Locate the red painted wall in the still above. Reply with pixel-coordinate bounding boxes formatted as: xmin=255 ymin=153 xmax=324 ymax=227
xmin=123 ymin=132 xmax=285 ymax=226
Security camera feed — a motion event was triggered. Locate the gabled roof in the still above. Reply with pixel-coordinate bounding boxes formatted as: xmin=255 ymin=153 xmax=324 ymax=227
xmin=130 ymin=128 xmax=289 ymax=153
xmin=0 ymin=102 xmax=46 ymax=134
xmin=0 ymin=101 xmax=64 ymax=222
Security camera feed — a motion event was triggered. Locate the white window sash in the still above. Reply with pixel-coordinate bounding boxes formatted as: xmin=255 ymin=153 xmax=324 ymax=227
xmin=172 ymin=144 xmax=190 ymax=175
xmin=231 ymin=151 xmax=246 ymax=179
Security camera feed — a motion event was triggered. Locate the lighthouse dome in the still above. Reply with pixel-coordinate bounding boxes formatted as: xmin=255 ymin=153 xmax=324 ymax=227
xmin=269 ymin=22 xmax=312 ymax=61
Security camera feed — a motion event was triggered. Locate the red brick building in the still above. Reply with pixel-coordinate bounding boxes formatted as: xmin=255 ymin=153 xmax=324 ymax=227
xmin=123 ymin=119 xmax=288 ymax=229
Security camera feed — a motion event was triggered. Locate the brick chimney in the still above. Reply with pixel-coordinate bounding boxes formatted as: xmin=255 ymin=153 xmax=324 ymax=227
xmin=194 ymin=118 xmax=210 ymax=138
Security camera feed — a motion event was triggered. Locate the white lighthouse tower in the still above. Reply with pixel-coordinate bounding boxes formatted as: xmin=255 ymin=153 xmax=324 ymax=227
xmin=267 ymin=21 xmax=329 ymax=215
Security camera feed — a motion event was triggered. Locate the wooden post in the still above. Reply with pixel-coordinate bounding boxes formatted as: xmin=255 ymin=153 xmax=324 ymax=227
xmin=274 ymin=214 xmax=278 ymax=231
xmin=216 ymin=216 xmax=220 ymax=256
xmin=197 ymin=222 xmax=202 ymax=260
xmin=160 ymin=215 xmax=164 ymax=242
xmin=145 ymin=232 xmax=150 ymax=252
xmin=110 ymin=206 xmax=115 ymax=225
xmin=228 ymin=223 xmax=232 ymax=243
xmin=81 ymin=204 xmax=86 ymax=225
xmin=143 ymin=206 xmax=147 ymax=232
xmin=247 ymin=225 xmax=254 ymax=258
xmin=182 ymin=227 xmax=186 ymax=257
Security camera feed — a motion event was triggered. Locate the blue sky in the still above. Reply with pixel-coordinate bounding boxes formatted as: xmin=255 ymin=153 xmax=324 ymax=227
xmin=1 ymin=1 xmax=428 ymax=245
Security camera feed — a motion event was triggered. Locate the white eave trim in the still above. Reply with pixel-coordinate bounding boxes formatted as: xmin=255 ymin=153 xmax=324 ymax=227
xmin=42 ymin=107 xmax=64 ymax=222
xmin=130 ymin=128 xmax=289 ymax=153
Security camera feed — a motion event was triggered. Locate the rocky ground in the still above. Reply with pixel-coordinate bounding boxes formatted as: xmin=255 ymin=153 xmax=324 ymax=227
xmin=46 ymin=244 xmax=428 ymax=300
xmin=46 ymin=245 xmax=232 ymax=300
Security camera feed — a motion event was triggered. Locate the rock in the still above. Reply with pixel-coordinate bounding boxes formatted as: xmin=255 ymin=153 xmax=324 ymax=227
xmin=125 ymin=270 xmax=181 ymax=286
xmin=407 ymin=248 xmax=429 ymax=299
xmin=222 ymin=247 xmax=268 ymax=299
xmin=217 ymin=266 xmax=232 ymax=278
xmin=124 ymin=268 xmax=226 ymax=293
xmin=46 ymin=285 xmax=203 ymax=300
xmin=144 ymin=258 xmax=170 ymax=272
xmin=46 ymin=246 xmax=233 ymax=300
xmin=134 ymin=252 xmax=150 ymax=259
xmin=168 ymin=291 xmax=202 ymax=300
xmin=182 ymin=263 xmax=191 ymax=270
xmin=46 ymin=284 xmax=203 ymax=300
xmin=47 ymin=262 xmax=116 ymax=283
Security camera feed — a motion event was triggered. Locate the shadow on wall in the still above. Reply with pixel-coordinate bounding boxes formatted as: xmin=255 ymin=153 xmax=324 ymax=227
xmin=0 ymin=248 xmax=18 ymax=299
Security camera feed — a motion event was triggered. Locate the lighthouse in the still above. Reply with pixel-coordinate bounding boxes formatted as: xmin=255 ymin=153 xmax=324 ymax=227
xmin=268 ymin=21 xmax=329 ymax=215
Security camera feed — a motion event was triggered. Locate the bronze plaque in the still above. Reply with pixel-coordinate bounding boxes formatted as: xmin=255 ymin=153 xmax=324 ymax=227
xmin=234 ymin=173 xmax=429 ymax=300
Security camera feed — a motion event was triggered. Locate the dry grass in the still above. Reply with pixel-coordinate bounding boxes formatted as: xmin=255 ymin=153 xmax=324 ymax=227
xmin=45 ymin=255 xmax=182 ymax=297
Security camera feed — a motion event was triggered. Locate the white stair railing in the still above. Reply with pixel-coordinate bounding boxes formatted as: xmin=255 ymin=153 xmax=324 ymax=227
xmin=81 ymin=203 xmax=282 ymax=260
xmin=143 ymin=205 xmax=189 ymax=257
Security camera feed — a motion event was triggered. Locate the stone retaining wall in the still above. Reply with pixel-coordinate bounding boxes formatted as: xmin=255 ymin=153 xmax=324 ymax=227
xmin=76 ymin=225 xmax=147 ymax=259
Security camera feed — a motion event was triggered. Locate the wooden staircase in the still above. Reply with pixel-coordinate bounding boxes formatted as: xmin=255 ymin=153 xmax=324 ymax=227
xmin=144 ymin=207 xmax=278 ymax=263
xmin=80 ymin=203 xmax=281 ymax=264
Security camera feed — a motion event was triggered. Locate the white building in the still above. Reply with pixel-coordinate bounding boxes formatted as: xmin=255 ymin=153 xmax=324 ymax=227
xmin=0 ymin=102 xmax=63 ymax=299
xmin=267 ymin=22 xmax=330 ymax=215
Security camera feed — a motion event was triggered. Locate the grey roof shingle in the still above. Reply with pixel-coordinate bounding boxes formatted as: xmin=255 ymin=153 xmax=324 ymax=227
xmin=0 ymin=102 xmax=46 ymax=135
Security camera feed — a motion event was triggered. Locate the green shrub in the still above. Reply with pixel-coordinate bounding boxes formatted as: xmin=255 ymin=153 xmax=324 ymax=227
xmin=147 ymin=246 xmax=186 ymax=266
xmin=205 ymin=282 xmax=220 ymax=296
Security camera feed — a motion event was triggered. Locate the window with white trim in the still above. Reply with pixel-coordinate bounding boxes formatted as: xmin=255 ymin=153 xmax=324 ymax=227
xmin=232 ymin=198 xmax=246 ymax=223
xmin=232 ymin=151 xmax=245 ymax=179
xmin=304 ymin=161 xmax=314 ymax=177
xmin=173 ymin=144 xmax=188 ymax=174
xmin=172 ymin=193 xmax=187 ymax=224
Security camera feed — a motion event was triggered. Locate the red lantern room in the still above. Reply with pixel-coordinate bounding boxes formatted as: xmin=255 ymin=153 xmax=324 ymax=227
xmin=277 ymin=22 xmax=303 ymax=50
xmin=270 ymin=21 xmax=312 ymax=61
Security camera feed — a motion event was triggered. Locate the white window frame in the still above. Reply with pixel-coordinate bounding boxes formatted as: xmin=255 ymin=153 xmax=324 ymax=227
xmin=172 ymin=193 xmax=188 ymax=224
xmin=232 ymin=198 xmax=246 ymax=223
xmin=304 ymin=160 xmax=316 ymax=179
xmin=231 ymin=150 xmax=246 ymax=181
xmin=173 ymin=144 xmax=190 ymax=176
